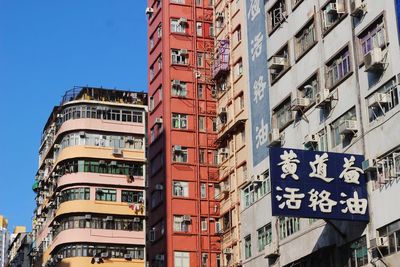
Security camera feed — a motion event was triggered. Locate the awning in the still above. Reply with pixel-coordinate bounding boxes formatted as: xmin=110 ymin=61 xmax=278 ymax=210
xmin=32 ymin=181 xmax=39 ymax=192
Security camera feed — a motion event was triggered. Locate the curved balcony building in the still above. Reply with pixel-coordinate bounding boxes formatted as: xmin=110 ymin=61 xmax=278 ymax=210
xmin=31 ymin=87 xmax=147 ymax=267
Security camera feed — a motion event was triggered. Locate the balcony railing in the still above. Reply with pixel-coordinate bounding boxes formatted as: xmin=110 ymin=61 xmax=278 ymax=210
xmin=212 ymin=40 xmax=230 ymax=80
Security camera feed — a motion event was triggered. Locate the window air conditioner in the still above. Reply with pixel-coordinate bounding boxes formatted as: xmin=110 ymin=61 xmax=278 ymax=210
xmin=105 ymin=216 xmax=113 ymax=221
xmin=268 ymin=56 xmax=288 ymax=70
xmin=223 ymin=248 xmax=232 ymax=254
xmin=350 ymin=0 xmax=366 ymax=17
xmin=79 ymin=131 xmax=86 ymax=137
xmin=155 ymin=117 xmax=163 ymax=124
xmin=173 ymin=145 xmax=182 ymax=151
xmin=264 ymin=241 xmax=280 ymax=258
xmin=216 ymin=12 xmax=224 ymax=21
xmin=85 ymin=214 xmax=92 ymax=220
xmin=303 ymin=134 xmax=319 ymax=146
xmin=325 ymin=3 xmax=338 ymax=14
xmin=338 ymin=120 xmax=358 ymax=135
xmin=172 ymin=80 xmax=181 ymax=86
xmin=315 ymin=89 xmax=331 ymax=108
xmin=133 ymin=217 xmax=141 ymax=222
xmin=178 ymin=17 xmax=188 ymax=25
xmin=101 ymin=252 xmax=110 ymax=258
xmin=291 ymin=97 xmax=310 ymax=111
xmin=182 ymin=215 xmax=191 ymax=222
xmin=368 ymin=92 xmax=390 ymax=107
xmin=124 ymin=253 xmax=133 ymax=260
xmin=53 ymin=144 xmax=62 ymax=149
xmin=364 ymin=48 xmax=384 ymax=72
xmin=179 ymin=49 xmax=188 ymax=55
xmin=145 ymin=7 xmax=154 ymax=15
xmin=268 ymin=128 xmax=281 ymax=146
xmin=112 ymin=147 xmax=123 ymax=156
xmin=362 ymin=158 xmax=376 ymax=172
xmin=371 ymin=236 xmax=389 ymax=248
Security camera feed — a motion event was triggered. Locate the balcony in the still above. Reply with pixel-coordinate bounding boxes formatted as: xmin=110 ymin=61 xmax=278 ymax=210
xmin=212 ymin=40 xmax=230 ymax=80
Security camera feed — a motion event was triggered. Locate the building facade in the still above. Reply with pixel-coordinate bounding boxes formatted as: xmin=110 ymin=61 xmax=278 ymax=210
xmin=239 ymin=0 xmax=400 ymax=267
xmin=212 ymin=0 xmax=251 ymax=266
xmin=7 ymin=231 xmax=32 ymax=267
xmin=0 ymin=216 xmax=9 ymax=267
xmin=31 ymin=87 xmax=147 ymax=267
xmin=146 ymin=0 xmax=221 ymax=266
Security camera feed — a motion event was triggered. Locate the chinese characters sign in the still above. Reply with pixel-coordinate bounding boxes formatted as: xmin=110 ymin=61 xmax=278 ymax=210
xmin=270 ymin=147 xmax=369 ymax=221
xmin=244 ymin=0 xmax=271 ymax=166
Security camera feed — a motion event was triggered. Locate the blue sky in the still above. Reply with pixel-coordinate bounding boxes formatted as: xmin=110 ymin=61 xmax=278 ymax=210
xmin=0 ymin=0 xmax=147 ymax=230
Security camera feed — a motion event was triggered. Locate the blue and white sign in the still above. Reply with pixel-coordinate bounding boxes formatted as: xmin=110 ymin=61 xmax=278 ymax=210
xmin=270 ymin=147 xmax=369 ymax=221
xmin=396 ymin=0 xmax=400 ymax=42
xmin=244 ymin=0 xmax=271 ymax=166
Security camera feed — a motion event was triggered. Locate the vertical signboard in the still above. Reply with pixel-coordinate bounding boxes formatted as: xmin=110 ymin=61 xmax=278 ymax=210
xmin=396 ymin=0 xmax=400 ymax=42
xmin=270 ymin=147 xmax=369 ymax=221
xmin=244 ymin=0 xmax=271 ymax=167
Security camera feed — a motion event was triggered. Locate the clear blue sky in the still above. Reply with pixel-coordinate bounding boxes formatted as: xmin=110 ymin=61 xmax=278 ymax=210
xmin=0 ymin=0 xmax=147 ymax=230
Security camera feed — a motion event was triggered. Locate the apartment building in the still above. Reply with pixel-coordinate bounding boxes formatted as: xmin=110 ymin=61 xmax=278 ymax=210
xmin=146 ymin=0 xmax=221 ymax=266
xmin=31 ymin=87 xmax=147 ymax=267
xmin=0 ymin=216 xmax=9 ymax=267
xmin=239 ymin=0 xmax=400 ymax=266
xmin=7 ymin=230 xmax=32 ymax=267
xmin=212 ymin=0 xmax=252 ymax=266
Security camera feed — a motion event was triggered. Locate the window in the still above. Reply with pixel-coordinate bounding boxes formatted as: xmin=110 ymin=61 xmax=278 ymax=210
xmin=212 ymin=118 xmax=217 ymax=132
xmin=295 ymin=19 xmax=316 ymax=58
xmin=242 ymin=171 xmax=270 ymax=208
xmin=174 ymin=251 xmax=190 ymax=267
xmin=171 ymin=19 xmax=186 ymax=33
xmin=268 ymin=0 xmax=287 ymax=33
xmin=171 ymin=49 xmax=188 ymax=65
xmin=197 ymin=52 xmax=204 ymax=67
xmin=53 ymin=244 xmax=144 ymax=260
xmin=196 ymin=22 xmax=203 ymax=36
xmin=233 ymin=26 xmax=241 ymax=44
xmin=272 ymin=97 xmax=293 ymax=130
xmin=201 ymin=218 xmax=208 ymax=231
xmin=173 ymin=181 xmax=189 ymax=197
xmin=171 ymin=81 xmax=187 ymax=97
xmin=214 ymin=184 xmax=221 ymax=199
xmin=322 ymin=0 xmax=346 ymax=33
xmin=95 ymin=188 xmax=116 ymax=202
xmin=317 ymin=129 xmax=328 ymax=152
xmin=121 ymin=190 xmax=143 ymax=203
xmin=201 ymin=253 xmax=208 ymax=267
xmin=172 ymin=113 xmax=188 ymax=129
xmin=234 ymin=59 xmax=243 ymax=79
xmin=200 ymin=183 xmax=207 ymax=199
xmin=297 ymin=74 xmax=319 ymax=103
xmin=326 ymin=47 xmax=351 ymax=88
xmin=367 ymin=77 xmax=399 ymax=123
xmin=199 ymin=149 xmax=206 ymax=164
xmin=358 ymin=16 xmax=386 ymax=57
xmin=330 ymin=108 xmax=356 ymax=148
xmin=377 ymin=220 xmax=400 ymax=256
xmin=173 ymin=147 xmax=188 ymax=163
xmin=157 ymin=23 xmax=162 ymax=38
xmin=279 ymin=217 xmax=300 ymax=239
xmin=61 ymin=188 xmax=90 ymax=203
xmin=198 ymin=116 xmax=206 ymax=132
xmin=149 ymin=96 xmax=154 ymax=111
xmin=150 ymin=35 xmax=155 ymax=50
xmin=269 ymin=44 xmax=290 ymax=83
xmin=173 ymin=216 xmax=190 ymax=232
xmin=340 ymin=236 xmax=368 ymax=267
xmin=244 ymin=235 xmax=252 ymax=259
xmin=150 ymin=65 xmax=154 ymax=80
xmin=258 ymin=224 xmax=272 ymax=252
xmin=171 ymin=0 xmax=185 ymax=4
xmin=197 ymin=84 xmax=204 ymax=98
xmin=196 ymin=0 xmax=202 ymax=6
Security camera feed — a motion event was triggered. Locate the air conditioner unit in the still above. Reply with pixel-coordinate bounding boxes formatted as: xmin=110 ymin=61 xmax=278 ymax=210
xmin=182 ymin=215 xmax=191 ymax=222
xmin=124 ymin=253 xmax=133 ymax=260
xmin=268 ymin=56 xmax=288 ymax=70
xmin=315 ymin=89 xmax=331 ymax=108
xmin=145 ymin=7 xmax=154 ymax=15
xmin=155 ymin=184 xmax=164 ymax=190
xmin=105 ymin=216 xmax=113 ymax=221
xmin=303 ymin=134 xmax=319 ymax=146
xmin=155 ymin=254 xmax=165 ymax=261
xmin=173 ymin=145 xmax=182 ymax=151
xmin=325 ymin=3 xmax=337 ymax=14
xmin=268 ymin=128 xmax=281 ymax=146
xmin=338 ymin=120 xmax=358 ymax=135
xmin=373 ymin=236 xmax=389 ymax=248
xmin=220 ymin=148 xmax=229 ymax=154
xmin=172 ymin=80 xmax=181 ymax=86
xmin=178 ymin=17 xmax=188 ymax=25
xmin=101 ymin=252 xmax=110 ymax=258
xmin=133 ymin=217 xmax=141 ymax=222
xmin=364 ymin=48 xmax=384 ymax=72
xmin=362 ymin=158 xmax=376 ymax=172
xmin=216 ymin=12 xmax=224 ymax=20
xmin=264 ymin=241 xmax=280 ymax=258
xmin=45 ymin=159 xmax=54 ymax=165
xmin=112 ymin=147 xmax=123 ymax=156
xmin=155 ymin=117 xmax=163 ymax=124
xmin=53 ymin=144 xmax=62 ymax=149
xmin=56 ymin=114 xmax=64 ymax=118
xmin=350 ymin=0 xmax=366 ymax=17
xmin=368 ymin=92 xmax=390 ymax=107
xmin=223 ymin=248 xmax=232 ymax=254
xmin=179 ymin=49 xmax=188 ymax=55
xmin=85 ymin=214 xmax=92 ymax=220
xmin=291 ymin=97 xmax=310 ymax=111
